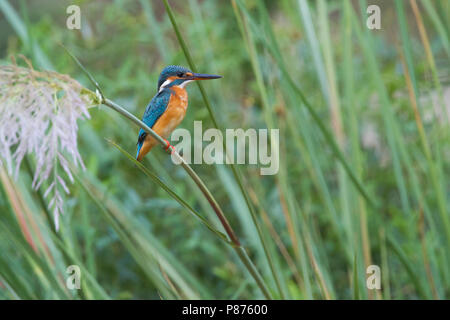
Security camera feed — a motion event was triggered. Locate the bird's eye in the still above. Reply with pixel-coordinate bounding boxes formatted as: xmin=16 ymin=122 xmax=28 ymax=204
xmin=177 ymin=72 xmax=184 ymax=77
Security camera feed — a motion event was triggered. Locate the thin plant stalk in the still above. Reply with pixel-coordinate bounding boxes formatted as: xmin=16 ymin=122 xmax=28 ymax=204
xmin=61 ymin=44 xmax=272 ymax=298
xmin=233 ymin=0 xmax=375 ymax=209
xmin=410 ymin=0 xmax=449 ymax=126
xmin=399 ymin=49 xmax=450 ymax=244
xmin=162 ymin=0 xmax=283 ymax=298
xmin=103 ymin=98 xmax=271 ymax=298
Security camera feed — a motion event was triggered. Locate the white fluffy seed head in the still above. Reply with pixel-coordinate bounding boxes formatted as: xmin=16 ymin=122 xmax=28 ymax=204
xmin=0 ymin=61 xmax=96 ymax=230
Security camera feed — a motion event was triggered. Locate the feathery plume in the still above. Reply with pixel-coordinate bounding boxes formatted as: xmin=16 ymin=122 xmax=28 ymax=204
xmin=0 ymin=58 xmax=96 ymax=230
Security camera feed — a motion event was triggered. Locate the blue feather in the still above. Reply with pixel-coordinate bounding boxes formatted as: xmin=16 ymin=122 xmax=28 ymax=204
xmin=157 ymin=65 xmax=191 ymax=90
xmin=136 ymin=89 xmax=171 ymax=159
xmin=137 ymin=65 xmax=193 ymax=159
xmin=136 ymin=129 xmax=146 ymax=158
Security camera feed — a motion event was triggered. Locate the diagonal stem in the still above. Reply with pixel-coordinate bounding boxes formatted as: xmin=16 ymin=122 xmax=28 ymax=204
xmin=103 ymin=98 xmax=241 ymax=242
xmin=102 ymin=98 xmax=271 ymax=299
xmin=163 ymin=0 xmax=283 ymax=298
xmin=63 ymin=43 xmax=272 ymax=299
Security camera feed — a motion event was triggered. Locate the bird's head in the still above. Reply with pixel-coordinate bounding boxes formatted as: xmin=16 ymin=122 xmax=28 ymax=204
xmin=157 ymin=65 xmax=222 ymax=91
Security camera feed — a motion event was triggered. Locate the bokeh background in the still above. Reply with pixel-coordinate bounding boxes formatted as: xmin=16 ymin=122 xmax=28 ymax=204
xmin=0 ymin=0 xmax=449 ymax=299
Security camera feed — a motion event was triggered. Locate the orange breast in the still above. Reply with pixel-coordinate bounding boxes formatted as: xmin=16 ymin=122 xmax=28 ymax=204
xmin=153 ymin=86 xmax=188 ymax=138
xmin=137 ymin=86 xmax=188 ymax=160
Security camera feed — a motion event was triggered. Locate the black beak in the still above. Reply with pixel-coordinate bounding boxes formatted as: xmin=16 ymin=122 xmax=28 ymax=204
xmin=189 ymin=72 xmax=222 ymax=80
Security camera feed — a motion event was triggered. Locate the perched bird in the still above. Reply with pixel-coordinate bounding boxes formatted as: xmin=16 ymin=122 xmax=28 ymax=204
xmin=136 ymin=65 xmax=222 ymax=161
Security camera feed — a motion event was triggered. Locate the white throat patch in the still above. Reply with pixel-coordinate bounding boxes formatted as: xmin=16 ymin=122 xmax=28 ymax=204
xmin=179 ymin=80 xmax=193 ymax=88
xmin=159 ymin=79 xmax=194 ymax=92
xmin=159 ymin=79 xmax=172 ymax=92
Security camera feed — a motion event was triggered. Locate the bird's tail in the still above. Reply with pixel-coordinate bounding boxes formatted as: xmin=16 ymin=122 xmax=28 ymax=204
xmin=136 ymin=129 xmax=157 ymax=161
xmin=136 ymin=129 xmax=147 ymax=161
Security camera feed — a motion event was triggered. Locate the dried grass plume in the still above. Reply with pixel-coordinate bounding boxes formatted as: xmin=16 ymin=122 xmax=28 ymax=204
xmin=0 ymin=57 xmax=97 ymax=230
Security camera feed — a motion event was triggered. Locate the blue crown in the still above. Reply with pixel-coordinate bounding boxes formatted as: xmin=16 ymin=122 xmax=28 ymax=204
xmin=157 ymin=65 xmax=191 ymax=90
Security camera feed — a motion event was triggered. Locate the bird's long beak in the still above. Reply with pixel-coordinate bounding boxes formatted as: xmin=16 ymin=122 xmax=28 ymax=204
xmin=188 ymin=72 xmax=222 ymax=80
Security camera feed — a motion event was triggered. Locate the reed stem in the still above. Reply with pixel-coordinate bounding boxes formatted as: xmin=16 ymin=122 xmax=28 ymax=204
xmin=63 ymin=38 xmax=272 ymax=299
xmin=102 ymin=98 xmax=271 ymax=299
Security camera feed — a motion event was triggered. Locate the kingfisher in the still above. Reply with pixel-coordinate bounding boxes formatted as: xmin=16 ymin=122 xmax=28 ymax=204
xmin=136 ymin=65 xmax=222 ymax=161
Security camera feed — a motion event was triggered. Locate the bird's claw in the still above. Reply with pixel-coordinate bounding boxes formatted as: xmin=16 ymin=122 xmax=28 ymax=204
xmin=163 ymin=139 xmax=175 ymax=154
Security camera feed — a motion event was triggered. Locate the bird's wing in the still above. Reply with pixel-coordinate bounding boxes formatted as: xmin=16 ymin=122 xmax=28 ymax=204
xmin=142 ymin=90 xmax=171 ymax=128
xmin=136 ymin=90 xmax=171 ymax=158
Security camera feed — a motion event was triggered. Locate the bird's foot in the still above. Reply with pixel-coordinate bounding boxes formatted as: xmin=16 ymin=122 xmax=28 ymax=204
xmin=163 ymin=139 xmax=175 ymax=154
